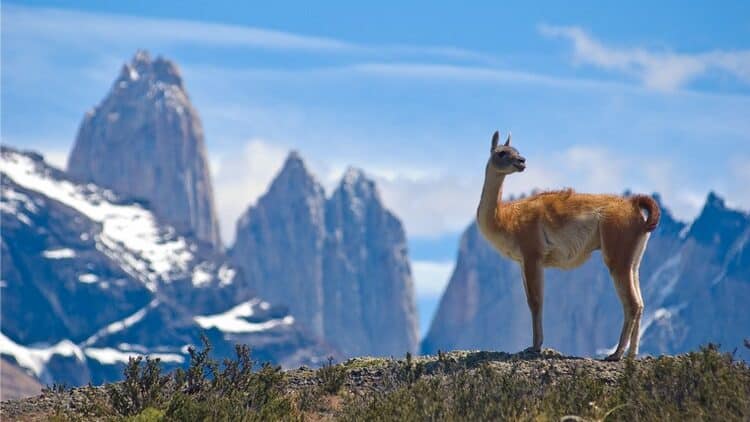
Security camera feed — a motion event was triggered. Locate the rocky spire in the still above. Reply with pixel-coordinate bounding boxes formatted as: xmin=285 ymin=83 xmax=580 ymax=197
xmin=230 ymin=152 xmax=328 ymax=338
xmin=324 ymin=167 xmax=419 ymax=356
xmin=67 ymin=50 xmax=222 ymax=248
xmin=230 ymin=156 xmax=419 ymax=357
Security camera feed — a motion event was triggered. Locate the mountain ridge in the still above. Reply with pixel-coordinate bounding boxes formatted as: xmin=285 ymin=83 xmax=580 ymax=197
xmin=423 ymin=190 xmax=750 ymax=361
xmin=0 ymin=147 xmax=332 ymax=386
xmin=231 ymin=151 xmax=419 ymax=358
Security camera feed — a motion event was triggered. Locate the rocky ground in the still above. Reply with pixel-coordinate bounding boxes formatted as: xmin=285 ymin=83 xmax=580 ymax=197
xmin=2 ymin=347 xmax=748 ymax=421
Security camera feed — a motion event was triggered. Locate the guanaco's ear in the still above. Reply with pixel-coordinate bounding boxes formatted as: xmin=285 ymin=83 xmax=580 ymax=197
xmin=491 ymin=131 xmax=500 ymax=151
xmin=504 ymin=132 xmax=512 ymax=147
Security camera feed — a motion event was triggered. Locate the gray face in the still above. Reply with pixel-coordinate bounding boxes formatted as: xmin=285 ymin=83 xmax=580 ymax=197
xmin=489 ymin=131 xmax=526 ymax=174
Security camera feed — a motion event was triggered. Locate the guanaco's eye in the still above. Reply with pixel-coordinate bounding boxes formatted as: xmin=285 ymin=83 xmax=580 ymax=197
xmin=498 ymin=151 xmax=507 ymax=158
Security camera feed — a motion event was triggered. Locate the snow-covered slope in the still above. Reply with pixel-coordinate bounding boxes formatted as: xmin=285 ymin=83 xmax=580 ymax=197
xmin=1 ymin=147 xmax=331 ymax=386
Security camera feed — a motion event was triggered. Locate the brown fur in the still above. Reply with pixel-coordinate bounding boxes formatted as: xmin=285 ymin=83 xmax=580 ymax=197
xmin=477 ymin=131 xmax=660 ymax=361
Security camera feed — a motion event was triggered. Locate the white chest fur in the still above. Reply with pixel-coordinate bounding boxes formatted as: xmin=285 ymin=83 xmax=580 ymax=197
xmin=477 ymin=216 xmax=523 ymax=262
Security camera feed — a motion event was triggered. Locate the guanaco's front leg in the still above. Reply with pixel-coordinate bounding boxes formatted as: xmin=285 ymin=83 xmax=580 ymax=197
xmin=521 ymin=258 xmax=544 ymax=352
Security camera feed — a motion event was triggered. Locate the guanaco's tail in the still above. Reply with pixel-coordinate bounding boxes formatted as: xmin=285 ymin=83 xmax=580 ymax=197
xmin=631 ymin=195 xmax=660 ymax=232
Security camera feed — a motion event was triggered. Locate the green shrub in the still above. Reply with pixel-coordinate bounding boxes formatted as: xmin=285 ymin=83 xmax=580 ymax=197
xmin=126 ymin=407 xmax=165 ymax=422
xmin=44 ymin=342 xmax=750 ymax=421
xmin=107 ymin=356 xmax=169 ymax=416
xmin=340 ymin=346 xmax=750 ymax=422
xmin=318 ymin=356 xmax=347 ymax=394
xmin=164 ymin=340 xmax=296 ymax=421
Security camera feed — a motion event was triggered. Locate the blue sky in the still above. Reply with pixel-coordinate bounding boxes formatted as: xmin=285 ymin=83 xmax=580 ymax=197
xmin=3 ymin=1 xmax=750 ymax=336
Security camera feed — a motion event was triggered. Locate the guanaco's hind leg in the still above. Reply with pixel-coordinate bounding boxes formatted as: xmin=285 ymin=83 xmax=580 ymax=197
xmin=606 ymin=269 xmax=641 ymax=361
xmin=521 ymin=259 xmax=544 ymax=352
xmin=627 ymin=233 xmax=650 ymax=357
xmin=601 ymin=223 xmax=643 ymax=361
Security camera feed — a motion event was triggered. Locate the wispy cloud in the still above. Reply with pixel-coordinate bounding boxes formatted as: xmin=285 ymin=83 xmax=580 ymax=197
xmin=348 ymin=63 xmax=622 ymax=91
xmin=2 ymin=4 xmax=494 ymax=64
xmin=3 ymin=4 xmax=352 ymax=52
xmin=539 ymin=24 xmax=750 ymax=91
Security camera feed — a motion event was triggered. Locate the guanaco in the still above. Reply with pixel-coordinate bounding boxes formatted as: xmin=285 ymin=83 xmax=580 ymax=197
xmin=476 ymin=131 xmax=660 ymax=361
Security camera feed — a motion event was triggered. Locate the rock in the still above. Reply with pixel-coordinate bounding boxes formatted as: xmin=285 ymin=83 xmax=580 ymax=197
xmin=323 ymin=168 xmax=418 ymax=357
xmin=231 ymin=155 xmax=418 ymax=358
xmin=230 ymin=152 xmax=327 ymax=338
xmin=67 ymin=50 xmax=222 ymax=249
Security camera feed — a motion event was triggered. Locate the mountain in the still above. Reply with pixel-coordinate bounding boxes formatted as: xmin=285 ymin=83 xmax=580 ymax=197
xmin=423 ymin=192 xmax=750 ymax=361
xmin=231 ymin=155 xmax=418 ymax=358
xmin=67 ymin=51 xmax=222 ymax=249
xmin=0 ymin=358 xmax=42 ymax=401
xmin=229 ymin=152 xmax=327 ymax=338
xmin=1 ymin=147 xmax=331 ymax=386
xmin=323 ymin=168 xmax=418 ymax=357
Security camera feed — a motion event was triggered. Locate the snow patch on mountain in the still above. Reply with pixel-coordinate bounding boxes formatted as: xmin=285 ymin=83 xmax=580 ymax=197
xmin=78 ymin=274 xmax=99 ymax=284
xmin=191 ymin=265 xmax=213 ymax=287
xmin=42 ymin=248 xmax=76 ymax=259
xmin=84 ymin=347 xmax=184 ymax=365
xmin=217 ymin=264 xmax=236 ymax=286
xmin=83 ymin=299 xmax=160 ymax=347
xmin=645 ymin=252 xmax=683 ymax=304
xmin=194 ymin=300 xmax=294 ymax=333
xmin=0 ymin=333 xmax=85 ymax=377
xmin=1 ymin=150 xmax=194 ymax=291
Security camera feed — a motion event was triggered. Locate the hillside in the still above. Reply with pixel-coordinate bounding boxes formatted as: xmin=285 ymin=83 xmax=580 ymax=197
xmin=0 ymin=359 xmax=42 ymax=401
xmin=2 ymin=344 xmax=749 ymax=421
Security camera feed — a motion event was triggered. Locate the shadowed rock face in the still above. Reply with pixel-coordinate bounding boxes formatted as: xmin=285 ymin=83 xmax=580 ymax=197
xmin=231 ymin=155 xmax=418 ymax=358
xmin=423 ymin=193 xmax=750 ymax=361
xmin=323 ymin=168 xmax=418 ymax=357
xmin=67 ymin=50 xmax=222 ymax=249
xmin=230 ymin=152 xmax=328 ymax=338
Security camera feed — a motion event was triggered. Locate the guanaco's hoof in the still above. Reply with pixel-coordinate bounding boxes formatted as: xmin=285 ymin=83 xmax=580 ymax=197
xmin=522 ymin=346 xmax=542 ymax=354
xmin=604 ymin=353 xmax=622 ymax=362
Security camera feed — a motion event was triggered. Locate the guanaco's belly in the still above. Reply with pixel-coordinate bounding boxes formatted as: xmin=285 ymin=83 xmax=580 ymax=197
xmin=477 ymin=210 xmax=602 ymax=268
xmin=541 ymin=215 xmax=601 ymax=269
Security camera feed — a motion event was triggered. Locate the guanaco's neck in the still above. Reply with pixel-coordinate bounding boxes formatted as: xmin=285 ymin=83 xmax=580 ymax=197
xmin=477 ymin=162 xmax=506 ymax=233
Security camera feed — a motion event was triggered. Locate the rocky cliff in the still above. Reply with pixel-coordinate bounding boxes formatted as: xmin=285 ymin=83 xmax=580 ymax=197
xmin=231 ymin=155 xmax=418 ymax=358
xmin=67 ymin=51 xmax=222 ymax=249
xmin=230 ymin=152 xmax=327 ymax=338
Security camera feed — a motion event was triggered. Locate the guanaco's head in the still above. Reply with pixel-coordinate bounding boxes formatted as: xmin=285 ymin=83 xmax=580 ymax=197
xmin=488 ymin=131 xmax=526 ymax=174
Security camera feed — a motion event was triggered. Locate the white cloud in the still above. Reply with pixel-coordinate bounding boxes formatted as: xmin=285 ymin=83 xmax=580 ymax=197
xmin=3 ymin=4 xmax=352 ymax=52
xmin=40 ymin=150 xmax=69 ymax=171
xmin=562 ymin=146 xmax=626 ymax=192
xmin=412 ymin=260 xmax=455 ymax=298
xmin=212 ymin=139 xmax=289 ymax=244
xmin=375 ymin=172 xmax=480 ymax=237
xmin=539 ymin=24 xmax=750 ymax=91
xmin=348 ymin=63 xmax=602 ymax=89
xmin=725 ymin=155 xmax=750 ymax=211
